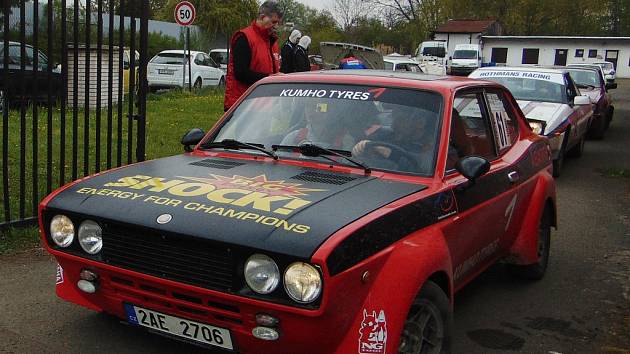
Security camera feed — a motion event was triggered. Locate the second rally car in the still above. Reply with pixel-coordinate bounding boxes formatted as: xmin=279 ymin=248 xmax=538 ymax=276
xmin=40 ymin=70 xmax=556 ymax=353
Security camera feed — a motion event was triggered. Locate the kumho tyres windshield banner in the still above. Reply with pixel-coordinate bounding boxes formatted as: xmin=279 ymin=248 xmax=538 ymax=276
xmin=46 ymin=155 xmax=425 ymax=258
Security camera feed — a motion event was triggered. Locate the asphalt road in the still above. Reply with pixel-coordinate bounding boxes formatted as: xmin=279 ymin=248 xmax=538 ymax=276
xmin=1 ymin=81 xmax=629 ymax=354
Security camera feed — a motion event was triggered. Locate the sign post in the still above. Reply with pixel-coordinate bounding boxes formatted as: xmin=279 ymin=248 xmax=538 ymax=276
xmin=174 ymin=1 xmax=196 ymax=91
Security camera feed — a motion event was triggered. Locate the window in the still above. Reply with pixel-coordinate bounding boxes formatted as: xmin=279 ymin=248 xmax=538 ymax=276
xmin=575 ymin=49 xmax=584 ymax=58
xmin=485 ymin=92 xmax=519 ymax=153
xmin=447 ymin=92 xmax=497 ymax=170
xmin=588 ymin=49 xmax=597 ymax=58
xmin=522 ymin=48 xmax=539 ymax=64
xmin=490 ymin=48 xmax=508 ymax=64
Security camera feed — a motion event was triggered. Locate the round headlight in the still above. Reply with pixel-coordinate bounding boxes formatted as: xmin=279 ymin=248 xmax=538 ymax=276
xmin=284 ymin=262 xmax=322 ymax=303
xmin=78 ymin=220 xmax=103 ymax=254
xmin=244 ymin=254 xmax=280 ymax=294
xmin=50 ymin=215 xmax=75 ymax=248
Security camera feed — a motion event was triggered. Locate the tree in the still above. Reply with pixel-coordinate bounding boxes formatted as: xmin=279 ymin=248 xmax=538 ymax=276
xmin=332 ymin=0 xmax=369 ymax=30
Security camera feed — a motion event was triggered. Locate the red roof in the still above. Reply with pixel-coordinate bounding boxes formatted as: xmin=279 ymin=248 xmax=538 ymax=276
xmin=435 ymin=19 xmax=497 ymax=33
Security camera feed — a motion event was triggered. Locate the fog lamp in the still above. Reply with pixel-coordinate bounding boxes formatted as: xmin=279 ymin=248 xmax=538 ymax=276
xmin=77 ymin=280 xmax=97 ymax=294
xmin=252 ymin=327 xmax=279 ymax=341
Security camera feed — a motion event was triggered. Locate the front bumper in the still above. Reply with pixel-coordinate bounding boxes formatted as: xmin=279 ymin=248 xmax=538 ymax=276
xmin=449 ymin=66 xmax=477 ymax=75
xmin=51 ymin=253 xmax=364 ymax=354
xmin=547 ymin=132 xmax=565 ymax=160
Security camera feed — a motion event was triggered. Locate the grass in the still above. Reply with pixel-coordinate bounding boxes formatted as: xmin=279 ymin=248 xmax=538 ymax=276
xmin=0 ymin=87 xmax=225 ymax=255
xmin=598 ymin=168 xmax=630 ymax=179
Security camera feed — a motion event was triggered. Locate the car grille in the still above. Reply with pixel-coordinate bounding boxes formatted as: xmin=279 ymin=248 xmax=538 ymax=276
xmin=102 ymin=225 xmax=236 ymax=293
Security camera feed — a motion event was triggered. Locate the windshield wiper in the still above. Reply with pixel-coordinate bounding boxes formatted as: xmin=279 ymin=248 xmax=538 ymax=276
xmin=201 ymin=139 xmax=278 ymax=160
xmin=272 ymin=143 xmax=370 ymax=174
xmin=576 ymin=84 xmax=595 ymax=89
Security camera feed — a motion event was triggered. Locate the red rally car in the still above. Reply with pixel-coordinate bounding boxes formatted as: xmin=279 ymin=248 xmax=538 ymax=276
xmin=39 ymin=71 xmax=556 ymax=353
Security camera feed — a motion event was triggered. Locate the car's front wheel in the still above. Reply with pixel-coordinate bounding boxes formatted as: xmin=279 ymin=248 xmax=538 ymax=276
xmin=194 ymin=78 xmax=202 ymax=89
xmin=218 ymin=76 xmax=225 ymax=87
xmin=398 ymin=281 xmax=452 ymax=354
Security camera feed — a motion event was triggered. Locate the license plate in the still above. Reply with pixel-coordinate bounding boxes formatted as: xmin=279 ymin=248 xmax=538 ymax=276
xmin=158 ymin=69 xmax=174 ymax=75
xmin=124 ymin=304 xmax=233 ymax=350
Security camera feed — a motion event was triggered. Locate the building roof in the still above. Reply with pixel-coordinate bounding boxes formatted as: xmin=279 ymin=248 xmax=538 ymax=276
xmin=435 ymin=19 xmax=497 ymax=34
xmin=482 ymin=36 xmax=630 ymax=41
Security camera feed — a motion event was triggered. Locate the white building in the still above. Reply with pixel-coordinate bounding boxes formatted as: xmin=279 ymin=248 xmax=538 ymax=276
xmin=432 ymin=19 xmax=504 ymax=57
xmin=481 ymin=36 xmax=630 ymax=78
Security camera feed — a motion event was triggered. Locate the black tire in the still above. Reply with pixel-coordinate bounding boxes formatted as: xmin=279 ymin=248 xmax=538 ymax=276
xmin=606 ymin=106 xmax=614 ymax=130
xmin=398 ymin=281 xmax=452 ymax=354
xmin=507 ymin=206 xmax=551 ymax=280
xmin=588 ymin=115 xmax=606 ymax=140
xmin=218 ymin=76 xmax=225 ymax=87
xmin=567 ymin=134 xmax=585 ymax=158
xmin=193 ymin=78 xmax=202 ymax=89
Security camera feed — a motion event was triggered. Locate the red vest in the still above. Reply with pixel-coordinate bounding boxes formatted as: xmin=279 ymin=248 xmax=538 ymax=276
xmin=224 ymin=21 xmax=280 ymax=110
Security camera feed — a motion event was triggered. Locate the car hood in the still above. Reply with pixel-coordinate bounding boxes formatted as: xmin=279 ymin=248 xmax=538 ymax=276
xmin=517 ymin=100 xmax=571 ymax=134
xmin=46 ymin=154 xmax=426 ymax=259
xmin=579 ymin=87 xmax=602 ymax=103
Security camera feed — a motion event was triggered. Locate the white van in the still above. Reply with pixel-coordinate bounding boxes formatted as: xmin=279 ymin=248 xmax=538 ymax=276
xmin=415 ymin=41 xmax=447 ymax=75
xmin=449 ymin=44 xmax=481 ymax=76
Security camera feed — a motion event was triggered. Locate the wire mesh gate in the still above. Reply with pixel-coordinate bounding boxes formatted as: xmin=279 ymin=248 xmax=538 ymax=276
xmin=1 ymin=0 xmax=148 ymax=230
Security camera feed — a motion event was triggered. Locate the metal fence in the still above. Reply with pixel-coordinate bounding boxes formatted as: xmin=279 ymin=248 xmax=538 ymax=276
xmin=1 ymin=0 xmax=148 ymax=230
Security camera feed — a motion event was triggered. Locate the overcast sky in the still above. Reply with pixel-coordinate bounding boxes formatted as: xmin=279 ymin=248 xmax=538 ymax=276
xmin=295 ymin=0 xmax=333 ymax=12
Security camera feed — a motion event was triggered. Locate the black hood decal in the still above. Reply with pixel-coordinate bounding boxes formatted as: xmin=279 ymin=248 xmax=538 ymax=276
xmin=47 ymin=155 xmax=426 ymax=258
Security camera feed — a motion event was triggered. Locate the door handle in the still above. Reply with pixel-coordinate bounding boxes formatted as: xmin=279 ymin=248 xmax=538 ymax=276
xmin=507 ymin=171 xmax=520 ymax=183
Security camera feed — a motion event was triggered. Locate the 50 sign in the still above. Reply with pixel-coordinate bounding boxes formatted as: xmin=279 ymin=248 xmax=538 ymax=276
xmin=174 ymin=1 xmax=196 ymax=26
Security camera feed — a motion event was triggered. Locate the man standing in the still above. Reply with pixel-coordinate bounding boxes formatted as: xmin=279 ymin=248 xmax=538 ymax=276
xmin=280 ymin=29 xmax=301 ymax=73
xmin=224 ymin=1 xmax=283 ymax=111
xmin=293 ymin=36 xmax=311 ymax=72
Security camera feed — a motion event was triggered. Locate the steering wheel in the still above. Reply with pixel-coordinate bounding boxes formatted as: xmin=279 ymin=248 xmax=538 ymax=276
xmin=361 ymin=141 xmax=419 ymax=171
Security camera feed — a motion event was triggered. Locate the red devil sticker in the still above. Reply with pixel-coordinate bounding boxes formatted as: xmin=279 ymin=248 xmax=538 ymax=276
xmin=359 ymin=309 xmax=387 ymax=354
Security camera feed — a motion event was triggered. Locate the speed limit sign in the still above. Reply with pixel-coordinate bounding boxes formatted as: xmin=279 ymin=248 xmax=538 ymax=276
xmin=174 ymin=1 xmax=195 ymax=26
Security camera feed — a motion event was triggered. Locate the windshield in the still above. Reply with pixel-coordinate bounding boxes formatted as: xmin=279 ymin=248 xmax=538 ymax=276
xmin=453 ymin=50 xmax=477 ymax=59
xmin=210 ymin=51 xmax=228 ymax=65
xmin=422 ymin=46 xmax=446 ymax=57
xmin=211 ymin=84 xmax=443 ymax=176
xmin=596 ymin=62 xmax=613 ymax=71
xmin=150 ymin=53 xmax=187 ymax=64
xmin=480 ymin=76 xmax=566 ymax=103
xmin=566 ymin=70 xmax=601 ymax=88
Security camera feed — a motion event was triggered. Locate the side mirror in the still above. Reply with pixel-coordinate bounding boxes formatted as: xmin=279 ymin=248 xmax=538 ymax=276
xmin=181 ymin=128 xmax=205 ymax=152
xmin=605 ymin=82 xmax=617 ymax=90
xmin=455 ymin=156 xmax=490 ymax=184
xmin=573 ymin=95 xmax=591 ymax=106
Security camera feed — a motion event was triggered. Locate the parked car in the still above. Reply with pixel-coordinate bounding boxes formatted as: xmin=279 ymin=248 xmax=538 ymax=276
xmin=147 ymin=50 xmax=224 ymax=92
xmin=40 ymin=70 xmax=556 ymax=354
xmin=209 ymin=48 xmax=228 ymax=74
xmin=0 ymin=41 xmax=63 ymax=105
xmin=123 ymin=49 xmax=140 ymax=94
xmin=383 ymin=57 xmax=424 ymax=73
xmin=568 ymin=61 xmax=617 ymax=84
xmin=564 ymin=66 xmax=615 ymax=139
xmin=307 ymin=54 xmax=336 ymax=71
xmin=470 ymin=66 xmax=593 ymax=177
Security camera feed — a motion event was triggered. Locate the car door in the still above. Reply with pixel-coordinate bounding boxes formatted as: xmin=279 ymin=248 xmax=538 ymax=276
xmin=443 ymin=89 xmax=521 ymax=289
xmin=204 ymin=54 xmax=222 ymax=84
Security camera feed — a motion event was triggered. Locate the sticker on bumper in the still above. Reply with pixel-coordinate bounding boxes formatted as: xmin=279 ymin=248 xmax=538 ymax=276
xmin=55 ymin=263 xmax=64 ymax=284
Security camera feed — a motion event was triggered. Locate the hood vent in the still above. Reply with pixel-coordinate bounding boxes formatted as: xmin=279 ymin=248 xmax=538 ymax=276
xmin=190 ymin=159 xmax=245 ymax=169
xmin=291 ymin=170 xmax=360 ymax=185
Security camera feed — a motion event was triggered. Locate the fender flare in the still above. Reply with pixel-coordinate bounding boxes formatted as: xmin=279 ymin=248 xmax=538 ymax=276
xmin=508 ymin=173 xmax=556 ymax=265
xmin=332 ymin=226 xmax=452 ymax=354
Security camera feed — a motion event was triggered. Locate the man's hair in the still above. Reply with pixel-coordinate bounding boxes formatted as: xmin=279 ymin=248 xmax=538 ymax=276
xmin=259 ymin=1 xmax=284 ymax=18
